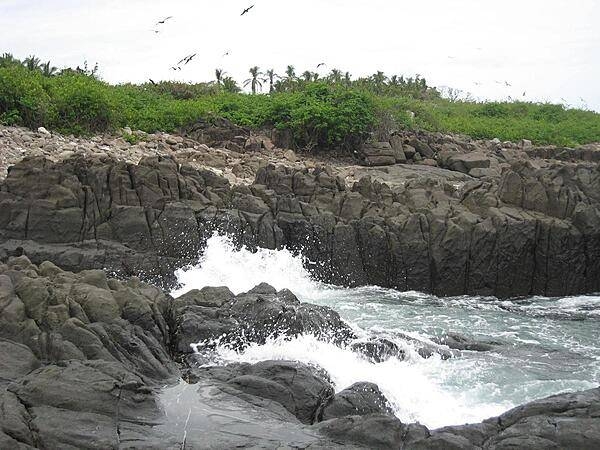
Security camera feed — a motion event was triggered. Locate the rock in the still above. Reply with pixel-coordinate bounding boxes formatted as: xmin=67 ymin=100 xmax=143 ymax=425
xmin=37 ymin=127 xmax=51 ymax=136
xmin=283 ymin=149 xmax=297 ymax=162
xmin=432 ymin=332 xmax=499 ymax=352
xmin=360 ymin=142 xmax=396 ymax=166
xmin=320 ymin=382 xmax=394 ymax=420
xmin=420 ymin=158 xmax=438 ymax=167
xmin=389 ymin=135 xmax=407 ymax=163
xmin=403 ymin=144 xmax=417 ymax=159
xmin=123 ymin=126 xmax=132 ymax=135
xmin=409 ymin=138 xmax=435 ymax=158
xmin=468 ymin=167 xmax=499 ymax=178
xmin=260 ymin=136 xmax=275 ymax=151
xmin=411 ymin=387 xmax=600 ymax=449
xmin=446 ymin=152 xmax=492 ymax=173
xmin=0 ymin=339 xmax=40 ymax=384
xmin=315 ymin=414 xmax=430 ymax=450
xmin=351 ymin=338 xmax=405 ymax=363
xmin=365 ymin=155 xmax=396 ymax=166
xmin=1 ymin=136 xmax=599 ymax=299
xmin=244 ymin=136 xmax=262 ymax=152
xmin=193 ymin=360 xmax=334 ymax=424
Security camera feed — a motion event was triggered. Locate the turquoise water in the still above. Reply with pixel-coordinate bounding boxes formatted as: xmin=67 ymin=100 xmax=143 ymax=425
xmin=174 ymin=234 xmax=600 ymax=428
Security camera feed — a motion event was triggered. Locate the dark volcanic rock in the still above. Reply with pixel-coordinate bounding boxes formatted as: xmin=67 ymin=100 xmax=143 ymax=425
xmin=410 ymin=387 xmax=600 ymax=449
xmin=350 ymin=337 xmax=406 ymax=362
xmin=190 ymin=360 xmax=334 ymax=424
xmin=0 ymin=260 xmax=599 ymax=449
xmin=173 ymin=283 xmax=355 ymax=353
xmin=315 ymin=414 xmax=430 ymax=450
xmin=1 ymin=153 xmax=599 ymax=298
xmin=320 ymin=382 xmax=394 ymax=421
xmin=432 ymin=332 xmax=501 ymax=352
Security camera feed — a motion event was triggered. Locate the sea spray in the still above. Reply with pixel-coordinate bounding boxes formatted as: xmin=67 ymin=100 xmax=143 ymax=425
xmin=173 ymin=233 xmax=600 ymax=428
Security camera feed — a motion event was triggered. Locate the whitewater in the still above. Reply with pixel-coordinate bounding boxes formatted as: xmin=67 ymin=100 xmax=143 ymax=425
xmin=172 ymin=233 xmax=600 ymax=429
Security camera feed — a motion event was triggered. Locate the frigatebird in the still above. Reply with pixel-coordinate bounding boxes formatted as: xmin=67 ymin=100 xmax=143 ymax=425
xmin=316 ymin=62 xmax=326 ymax=68
xmin=241 ymin=5 xmax=254 ymax=15
xmin=177 ymin=53 xmax=197 ymax=66
xmin=156 ymin=16 xmax=173 ymax=25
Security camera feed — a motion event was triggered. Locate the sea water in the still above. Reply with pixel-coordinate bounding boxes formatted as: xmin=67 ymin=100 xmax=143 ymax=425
xmin=172 ymin=234 xmax=600 ymax=429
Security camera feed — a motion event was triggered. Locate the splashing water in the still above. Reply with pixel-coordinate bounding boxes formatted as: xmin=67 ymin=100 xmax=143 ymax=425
xmin=172 ymin=233 xmax=321 ymax=298
xmin=173 ymin=233 xmax=600 ymax=428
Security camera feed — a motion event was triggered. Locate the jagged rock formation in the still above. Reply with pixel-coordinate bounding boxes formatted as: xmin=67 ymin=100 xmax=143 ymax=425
xmin=0 ymin=259 xmax=598 ymax=449
xmin=1 ymin=141 xmax=599 ymax=297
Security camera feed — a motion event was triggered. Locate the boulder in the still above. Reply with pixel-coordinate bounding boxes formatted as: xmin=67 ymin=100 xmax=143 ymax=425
xmin=191 ymin=360 xmax=334 ymax=424
xmin=320 ymin=382 xmax=394 ymax=420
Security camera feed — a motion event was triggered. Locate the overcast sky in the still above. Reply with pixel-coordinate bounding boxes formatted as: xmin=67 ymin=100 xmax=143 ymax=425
xmin=1 ymin=0 xmax=599 ymax=110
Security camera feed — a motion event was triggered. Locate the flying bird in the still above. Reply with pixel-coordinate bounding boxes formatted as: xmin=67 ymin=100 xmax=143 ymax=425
xmin=183 ymin=53 xmax=197 ymax=65
xmin=156 ymin=16 xmax=173 ymax=25
xmin=241 ymin=5 xmax=255 ymax=15
xmin=149 ymin=79 xmax=157 ymax=85
xmin=170 ymin=66 xmax=181 ymax=71
xmin=316 ymin=62 xmax=326 ymax=68
xmin=522 ymin=91 xmax=526 ymax=96
xmin=223 ymin=51 xmax=230 ymax=57
xmin=504 ymin=81 xmax=511 ymax=87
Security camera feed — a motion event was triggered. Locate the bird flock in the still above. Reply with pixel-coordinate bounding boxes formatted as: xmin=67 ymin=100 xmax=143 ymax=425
xmin=145 ymin=6 xmax=587 ymax=108
xmin=152 ymin=5 xmax=255 ymax=73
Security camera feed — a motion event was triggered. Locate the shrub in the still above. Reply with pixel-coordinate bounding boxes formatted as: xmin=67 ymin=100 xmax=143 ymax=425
xmin=0 ymin=65 xmax=51 ymax=127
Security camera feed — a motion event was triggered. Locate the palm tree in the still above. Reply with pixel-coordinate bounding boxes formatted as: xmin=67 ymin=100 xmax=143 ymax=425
xmin=283 ymin=65 xmax=296 ymax=90
xmin=301 ymin=70 xmax=312 ymax=82
xmin=23 ymin=55 xmax=41 ymax=71
xmin=328 ymin=69 xmax=342 ymax=84
xmin=312 ymin=72 xmax=320 ymax=82
xmin=41 ymin=61 xmax=57 ymax=77
xmin=264 ymin=68 xmax=278 ymax=93
xmin=222 ymin=76 xmax=241 ymax=93
xmin=215 ymin=68 xmax=226 ymax=88
xmin=0 ymin=52 xmax=20 ymax=68
xmin=243 ymin=66 xmax=263 ymax=94
xmin=343 ymin=71 xmax=352 ymax=87
xmin=371 ymin=71 xmax=387 ymax=93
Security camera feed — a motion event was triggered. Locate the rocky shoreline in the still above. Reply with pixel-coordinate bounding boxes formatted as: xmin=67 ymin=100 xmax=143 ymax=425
xmin=0 ymin=123 xmax=599 ymax=448
xmin=1 ymin=258 xmax=598 ymax=449
xmin=1 ymin=123 xmax=599 ymax=297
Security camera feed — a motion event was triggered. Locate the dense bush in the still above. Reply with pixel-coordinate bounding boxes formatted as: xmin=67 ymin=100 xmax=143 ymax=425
xmin=47 ymin=73 xmax=116 ymax=133
xmin=0 ymin=65 xmax=51 ymax=127
xmin=1 ymin=64 xmax=599 ymax=149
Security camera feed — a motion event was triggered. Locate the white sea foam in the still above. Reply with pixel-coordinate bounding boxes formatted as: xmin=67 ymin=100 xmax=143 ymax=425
xmin=172 ymin=233 xmax=325 ymax=299
xmin=212 ymin=333 xmax=511 ymax=428
xmin=172 ymin=233 xmax=600 ymax=429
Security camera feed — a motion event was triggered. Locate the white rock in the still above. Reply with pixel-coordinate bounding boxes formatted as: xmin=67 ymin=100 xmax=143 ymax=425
xmin=37 ymin=126 xmax=51 ymax=136
xmin=283 ymin=149 xmax=297 ymax=162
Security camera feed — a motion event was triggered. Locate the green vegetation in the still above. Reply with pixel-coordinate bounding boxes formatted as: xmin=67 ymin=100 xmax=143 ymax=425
xmin=1 ymin=52 xmax=599 ymax=149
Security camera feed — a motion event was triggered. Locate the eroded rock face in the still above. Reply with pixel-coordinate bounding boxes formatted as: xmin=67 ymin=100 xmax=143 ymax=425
xmin=0 ymin=261 xmax=598 ymax=449
xmin=172 ymin=283 xmax=355 ymax=353
xmin=1 ymin=150 xmax=599 ymax=298
xmin=0 ymin=257 xmax=175 ymax=380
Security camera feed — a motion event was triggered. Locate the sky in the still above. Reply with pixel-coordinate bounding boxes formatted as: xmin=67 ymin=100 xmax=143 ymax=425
xmin=1 ymin=0 xmax=599 ymax=110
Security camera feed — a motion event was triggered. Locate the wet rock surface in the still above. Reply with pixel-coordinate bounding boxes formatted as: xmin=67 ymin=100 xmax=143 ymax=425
xmin=0 ymin=259 xmax=598 ymax=449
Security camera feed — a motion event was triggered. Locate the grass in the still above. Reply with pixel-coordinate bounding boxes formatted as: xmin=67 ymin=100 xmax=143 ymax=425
xmin=1 ymin=64 xmax=599 ymax=149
